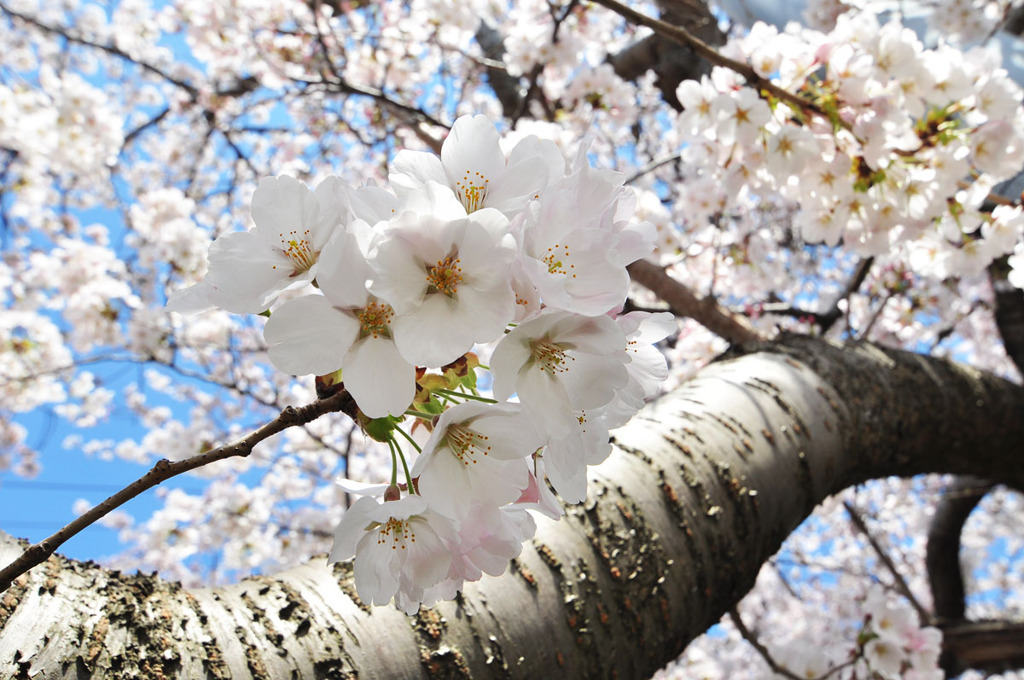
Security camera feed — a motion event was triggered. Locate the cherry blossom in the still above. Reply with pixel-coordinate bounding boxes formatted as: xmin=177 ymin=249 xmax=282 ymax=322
xmin=490 ymin=309 xmax=630 ymax=439
xmin=328 ymin=494 xmax=457 ymax=614
xmin=263 ymin=227 xmax=416 ymax=418
xmin=369 ymin=184 xmax=518 ymax=368
xmin=411 ymin=401 xmax=542 ymax=520
xmin=390 ymin=113 xmax=554 ymax=218
xmin=168 ymin=175 xmax=346 ymax=315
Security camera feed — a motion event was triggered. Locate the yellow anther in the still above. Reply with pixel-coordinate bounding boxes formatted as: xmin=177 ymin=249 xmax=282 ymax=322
xmin=358 ymin=301 xmax=395 ymax=339
xmin=445 ymin=423 xmax=491 ymax=466
xmin=426 ymin=255 xmax=463 ymax=296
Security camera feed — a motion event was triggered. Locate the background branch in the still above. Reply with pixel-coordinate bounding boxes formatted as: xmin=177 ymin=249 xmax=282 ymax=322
xmin=628 ymin=259 xmax=764 ymax=344
xmin=0 ymin=388 xmax=358 ymax=593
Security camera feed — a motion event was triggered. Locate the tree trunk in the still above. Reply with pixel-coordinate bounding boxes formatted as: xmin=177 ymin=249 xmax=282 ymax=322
xmin=3 ymin=335 xmax=1024 ymax=679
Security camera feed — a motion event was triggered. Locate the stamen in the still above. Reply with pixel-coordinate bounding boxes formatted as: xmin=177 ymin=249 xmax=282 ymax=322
xmin=273 ymin=229 xmax=318 ymax=275
xmin=530 ymin=337 xmax=574 ymax=376
xmin=378 ymin=517 xmax=416 ymax=550
xmin=454 ymin=169 xmax=489 ymax=213
xmin=426 ymin=255 xmax=463 ymax=296
xmin=445 ymin=423 xmax=491 ymax=466
xmin=358 ymin=301 xmax=395 ymax=339
xmin=542 ymin=244 xmax=576 ymax=278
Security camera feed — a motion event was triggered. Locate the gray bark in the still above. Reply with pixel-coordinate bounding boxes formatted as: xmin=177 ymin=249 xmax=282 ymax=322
xmin=3 ymin=335 xmax=1024 ymax=679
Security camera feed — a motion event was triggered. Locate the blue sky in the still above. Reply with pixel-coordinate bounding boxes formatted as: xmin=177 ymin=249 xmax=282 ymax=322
xmin=0 ymin=2 xmax=212 ymax=564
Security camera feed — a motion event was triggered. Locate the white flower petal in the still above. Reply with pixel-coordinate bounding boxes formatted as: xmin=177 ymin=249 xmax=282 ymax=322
xmin=264 ymin=295 xmax=359 ymax=376
xmin=390 ymin=150 xmax=447 ymax=197
xmin=251 ymin=175 xmax=327 ymax=247
xmin=344 ymin=335 xmax=416 ymax=417
xmin=392 ymin=294 xmax=473 ymax=368
xmin=316 ymin=230 xmax=373 ymax=309
xmin=328 ymin=495 xmax=378 ymax=563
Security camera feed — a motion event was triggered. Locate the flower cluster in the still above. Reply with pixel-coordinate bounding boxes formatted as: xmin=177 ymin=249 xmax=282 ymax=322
xmin=675 ymin=12 xmax=1024 ymax=281
xmin=857 ymin=587 xmax=943 ymax=679
xmin=170 ymin=114 xmax=675 ymax=612
xmin=806 ymin=0 xmax=1021 ymax=47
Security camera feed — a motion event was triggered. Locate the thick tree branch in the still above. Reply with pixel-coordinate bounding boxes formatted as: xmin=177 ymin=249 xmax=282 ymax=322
xmin=942 ymin=620 xmax=1024 ymax=674
xmin=475 ymin=22 xmax=525 ymax=119
xmin=0 ymin=389 xmax=358 ymax=594
xmin=606 ymin=0 xmax=724 ymax=109
xmin=990 ymin=257 xmax=1024 ymax=374
xmin=927 ymin=476 xmax=994 ymax=626
xmin=5 ymin=336 xmax=1024 ymax=677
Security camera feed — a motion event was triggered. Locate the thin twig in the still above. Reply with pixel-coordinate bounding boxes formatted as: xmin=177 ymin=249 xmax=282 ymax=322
xmin=843 ymin=500 xmax=932 ymax=625
xmin=729 ymin=607 xmax=803 ymax=680
xmin=588 ymin=0 xmax=830 ymax=123
xmin=0 ymin=2 xmax=198 ymax=96
xmin=628 ymin=259 xmax=765 ymax=344
xmin=820 ymin=256 xmax=874 ymax=333
xmin=624 ymin=152 xmax=682 ymax=185
xmin=0 ymin=389 xmax=358 ymax=593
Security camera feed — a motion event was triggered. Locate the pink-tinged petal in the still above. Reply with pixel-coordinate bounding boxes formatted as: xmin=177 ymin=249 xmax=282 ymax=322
xmin=467 ymin=404 xmax=545 ymax=459
xmin=514 ymin=461 xmax=563 ymax=520
xmin=368 ymin=494 xmax=428 ymax=521
xmin=354 ymin=536 xmax=400 ymax=605
xmin=312 ymin=176 xmax=350 ymax=241
xmin=610 ymin=219 xmax=657 ymax=265
xmin=404 ymin=516 xmax=455 ymax=587
xmin=549 ymin=312 xmax=625 ymax=356
xmin=202 ymin=230 xmax=302 ymax=313
xmin=488 ymin=331 xmax=535 ymax=402
xmin=484 ymin=155 xmax=550 ymax=215
xmin=633 ymin=311 xmax=677 ymax=344
xmin=629 ymin=346 xmax=669 ymax=395
xmin=399 ymin=181 xmax=467 ymax=221
xmin=468 ymin=536 xmax=518 ymax=576
xmin=526 ymin=229 xmax=630 ymax=316
xmin=344 ymin=336 xmax=415 ymax=418
xmin=415 ymin=451 xmax=472 ymax=519
xmin=347 ymin=185 xmax=399 ymax=224
xmin=454 ymin=284 xmax=515 ymax=338
xmin=517 ymin=362 xmax=575 ymax=438
xmin=506 ymin=135 xmax=565 ymax=177
xmin=466 ymin=206 xmax=512 ymax=242
xmin=579 ymin=412 xmax=613 ymax=465
xmin=459 ymin=504 xmax=528 ymax=575
xmin=417 ymin=440 xmax=527 ymax=520
xmin=390 ymin=150 xmax=447 ymax=197
xmin=264 ymin=295 xmax=359 ymax=376
xmin=367 ymin=231 xmax=430 ymax=316
xmin=543 ymin=440 xmax=589 ymax=503
xmin=561 ymin=352 xmax=629 ymax=411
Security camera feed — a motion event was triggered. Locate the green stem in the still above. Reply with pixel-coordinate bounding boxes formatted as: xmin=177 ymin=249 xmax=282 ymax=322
xmin=434 ymin=388 xmax=498 ymax=404
xmin=394 ymin=425 xmax=422 ymax=454
xmin=388 ymin=439 xmax=399 ymax=488
xmin=392 ymin=429 xmax=417 ymax=493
